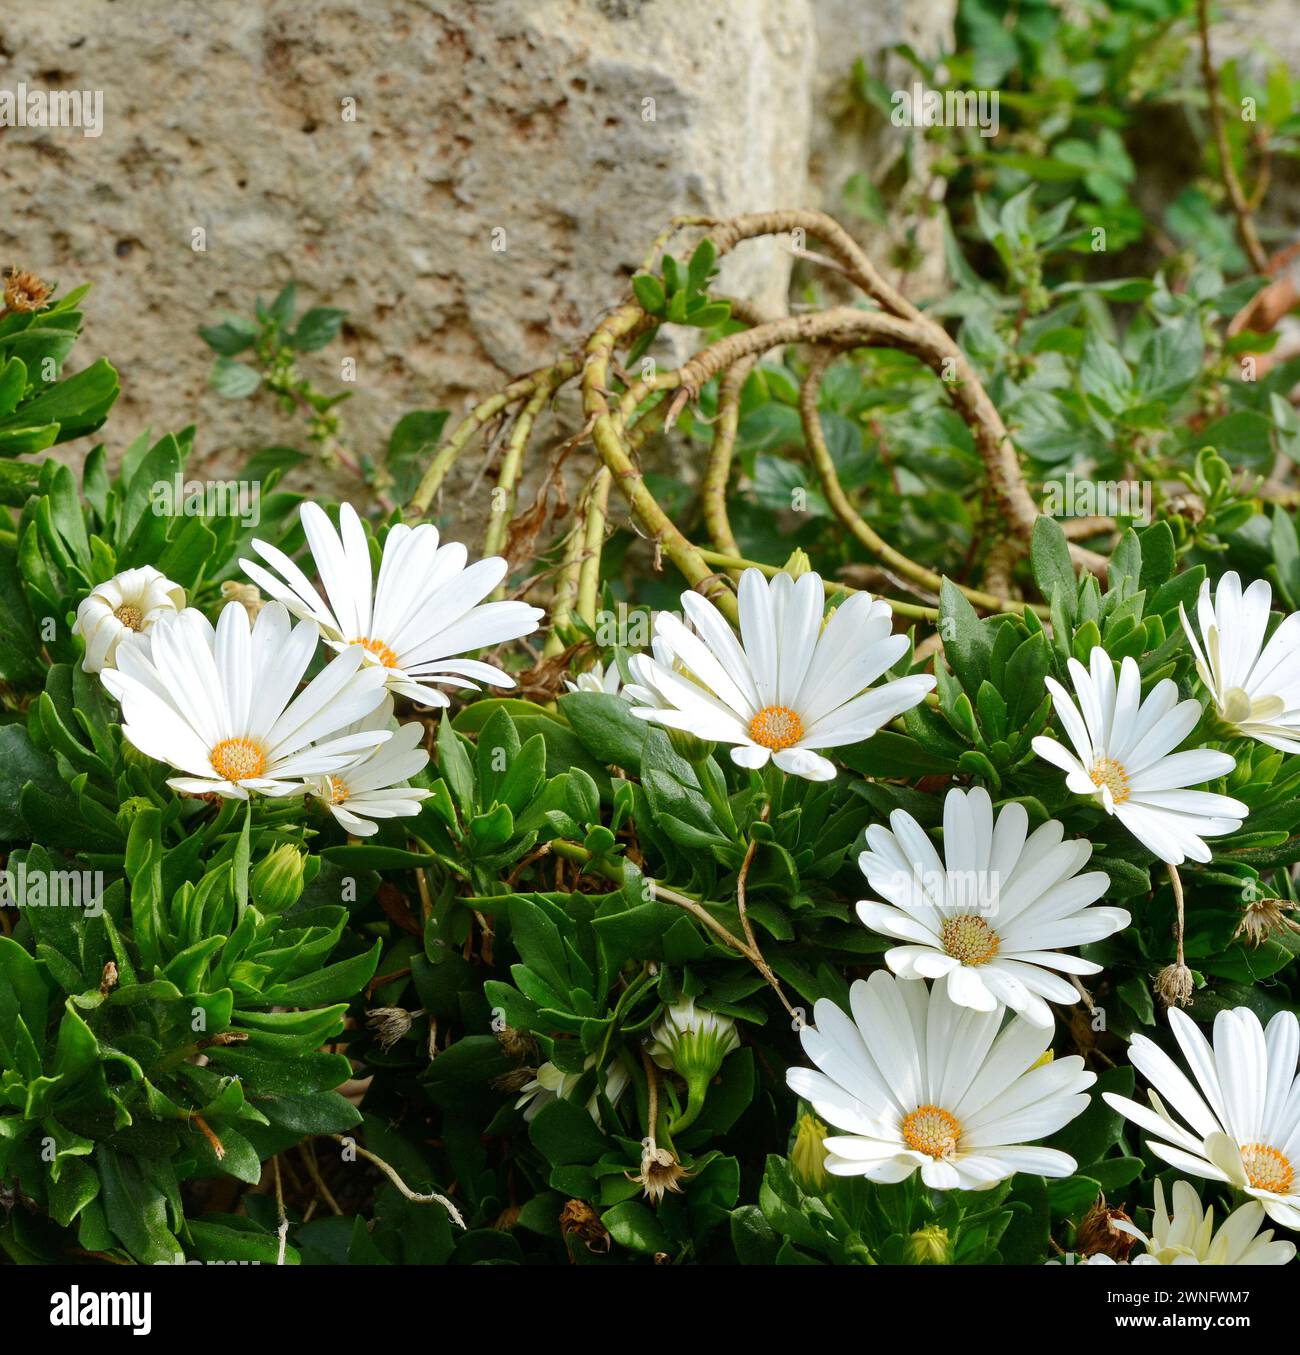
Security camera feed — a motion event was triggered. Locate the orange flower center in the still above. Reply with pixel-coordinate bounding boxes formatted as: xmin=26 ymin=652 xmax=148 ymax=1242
xmin=748 ymin=704 xmax=804 ymax=751
xmin=113 ymin=603 xmax=144 ymax=630
xmin=940 ymin=913 xmax=1000 ymax=966
xmin=351 ymin=636 xmax=400 ymax=668
xmin=1241 ymin=1142 xmax=1294 ymax=1195
xmin=901 ymin=1105 xmax=961 ymax=1160
xmin=210 ymin=737 xmax=268 ymax=783
xmin=326 ymin=776 xmax=350 ymax=805
xmin=1089 ymin=756 xmax=1131 ymax=804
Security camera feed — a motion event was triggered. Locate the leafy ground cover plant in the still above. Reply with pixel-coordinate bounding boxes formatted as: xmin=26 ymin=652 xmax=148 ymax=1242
xmin=6 ymin=7 xmax=1300 ymax=1268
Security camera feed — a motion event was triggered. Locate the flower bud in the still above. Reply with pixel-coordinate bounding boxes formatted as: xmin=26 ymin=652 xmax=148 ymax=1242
xmin=791 ymin=1112 xmax=828 ymax=1191
xmin=905 ymin=1225 xmax=952 ymax=1265
xmin=115 ymin=794 xmax=155 ymax=831
xmin=780 ymin=549 xmax=813 ymax=580
xmin=649 ymin=997 xmax=740 ymax=1083
xmin=665 ymin=726 xmax=716 ymax=766
xmin=251 ymin=844 xmax=306 ymax=912
xmin=649 ymin=997 xmax=740 ymax=1132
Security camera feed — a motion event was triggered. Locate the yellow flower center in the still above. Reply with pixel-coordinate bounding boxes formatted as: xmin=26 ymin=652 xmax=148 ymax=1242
xmin=1089 ymin=756 xmax=1131 ymax=804
xmin=351 ymin=636 xmax=400 ymax=668
xmin=327 ymin=776 xmax=350 ymax=805
xmin=1241 ymin=1142 xmax=1294 ymax=1195
xmin=113 ymin=603 xmax=144 ymax=630
xmin=901 ymin=1105 xmax=961 ymax=1160
xmin=940 ymin=913 xmax=1000 ymax=966
xmin=748 ymin=704 xmax=804 ymax=751
xmin=210 ymin=737 xmax=268 ymax=783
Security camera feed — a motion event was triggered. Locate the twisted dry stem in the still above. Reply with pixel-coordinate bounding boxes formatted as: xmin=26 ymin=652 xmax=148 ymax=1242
xmin=1197 ymin=0 xmax=1269 ymax=275
xmin=405 ymin=208 xmax=1104 ymax=646
xmin=798 ymin=346 xmax=1046 ymax=617
xmin=326 ymin=1134 xmax=465 ymax=1228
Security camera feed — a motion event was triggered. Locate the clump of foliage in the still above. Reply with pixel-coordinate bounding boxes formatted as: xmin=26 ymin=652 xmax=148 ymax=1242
xmin=5 ymin=4 xmax=1300 ymax=1270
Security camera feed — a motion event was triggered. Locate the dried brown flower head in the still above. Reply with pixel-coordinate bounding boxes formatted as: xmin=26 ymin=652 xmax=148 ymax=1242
xmin=1155 ymin=962 xmax=1195 ymax=1009
xmin=4 ymin=268 xmax=51 ymax=313
xmin=489 ymin=1065 xmax=537 ymax=1094
xmin=559 ymin=1198 xmax=610 ymax=1253
xmin=1076 ymin=1195 xmax=1136 ymax=1262
xmin=495 ymin=1025 xmax=538 ymax=1063
xmin=365 ymin=1006 xmax=417 ymax=1052
xmin=1234 ymin=895 xmax=1300 ymax=948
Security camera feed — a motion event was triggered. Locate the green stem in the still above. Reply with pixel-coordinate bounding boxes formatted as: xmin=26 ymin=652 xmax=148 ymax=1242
xmin=666 ymin=1075 xmax=709 ymax=1135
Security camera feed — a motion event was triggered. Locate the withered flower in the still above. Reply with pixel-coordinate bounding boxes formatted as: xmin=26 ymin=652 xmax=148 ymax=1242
xmin=3 ymin=267 xmax=51 ymax=313
xmin=1076 ymin=1195 xmax=1136 ymax=1263
xmin=627 ymin=1142 xmax=691 ymax=1205
xmin=559 ymin=1198 xmax=610 ymax=1253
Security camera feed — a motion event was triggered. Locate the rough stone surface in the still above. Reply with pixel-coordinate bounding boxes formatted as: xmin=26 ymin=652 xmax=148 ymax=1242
xmin=0 ymin=0 xmax=953 ymax=516
xmin=806 ymin=0 xmax=955 ymax=299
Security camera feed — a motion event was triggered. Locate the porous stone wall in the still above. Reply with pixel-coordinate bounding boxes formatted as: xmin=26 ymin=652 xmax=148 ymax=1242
xmin=0 ymin=0 xmax=955 ymax=511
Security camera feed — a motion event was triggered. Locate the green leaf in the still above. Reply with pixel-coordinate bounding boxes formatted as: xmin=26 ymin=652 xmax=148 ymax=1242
xmin=632 ymin=274 xmax=666 ymax=316
xmin=601 ymin=1199 xmax=670 ymax=1254
xmin=0 ymin=724 xmax=66 ymax=841
xmin=209 ymin=357 xmax=262 ymax=399
xmin=528 ymin=1097 xmax=609 ymax=1165
xmin=258 ymin=939 xmax=381 ymax=1006
xmin=292 ymin=306 xmax=347 ymax=352
xmin=97 ymin=1148 xmax=181 ymax=1264
xmin=1030 ymin=516 xmax=1076 ymax=620
xmin=1136 ymin=315 xmax=1203 ymax=406
xmin=938 ymin=580 xmax=992 ymax=694
xmin=198 ymin=317 xmax=256 ymax=356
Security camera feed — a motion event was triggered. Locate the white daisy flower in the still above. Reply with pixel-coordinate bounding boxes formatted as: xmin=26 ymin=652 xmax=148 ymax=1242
xmin=515 ymin=1056 xmax=630 ymax=1127
xmin=565 ymin=659 xmax=625 ymax=697
xmin=101 ymin=600 xmax=391 ymax=800
xmin=1112 ymin=1179 xmax=1295 ymax=1265
xmin=241 ymin=502 xmax=544 ymax=707
xmin=1180 ymin=571 xmax=1300 ymax=754
xmin=72 ymin=566 xmax=186 ymax=673
xmin=1031 ymin=646 xmax=1247 ymax=865
xmin=1103 ymin=1005 xmax=1300 ymax=1231
xmin=856 ymin=786 xmax=1129 ymax=1028
xmin=786 ymin=970 xmax=1094 ymax=1190
xmin=625 ymin=569 xmax=934 ymax=782
xmin=305 ymin=697 xmax=432 ymax=836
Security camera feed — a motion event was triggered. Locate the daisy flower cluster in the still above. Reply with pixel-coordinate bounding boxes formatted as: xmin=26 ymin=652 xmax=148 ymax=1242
xmin=598 ymin=561 xmax=1300 ymax=1240
xmin=75 ymin=515 xmax=1300 ymax=1254
xmin=85 ymin=502 xmax=542 ymax=835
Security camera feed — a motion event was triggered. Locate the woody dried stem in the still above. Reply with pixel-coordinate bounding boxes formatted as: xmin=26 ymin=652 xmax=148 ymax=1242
xmin=325 ymin=1134 xmax=465 ymax=1228
xmin=798 ymin=346 xmax=1047 ymax=617
xmin=1197 ymin=0 xmax=1270 ymax=275
xmin=404 ymin=209 xmax=1105 ymax=657
xmin=1168 ymin=862 xmax=1187 ymax=970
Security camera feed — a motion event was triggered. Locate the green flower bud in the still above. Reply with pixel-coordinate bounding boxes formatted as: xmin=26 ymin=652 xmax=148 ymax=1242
xmin=905 ymin=1225 xmax=952 ymax=1265
xmin=649 ymin=997 xmax=740 ymax=1133
xmin=115 ymin=795 xmax=155 ymax=832
xmin=251 ymin=844 xmax=306 ymax=912
xmin=790 ymin=1112 xmax=828 ymax=1191
xmin=665 ymin=726 xmax=716 ymax=766
xmin=780 ymin=549 xmax=812 ymax=580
